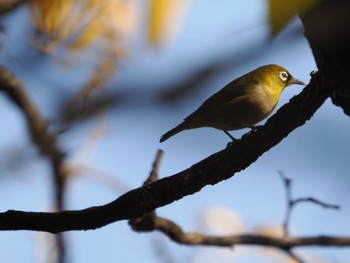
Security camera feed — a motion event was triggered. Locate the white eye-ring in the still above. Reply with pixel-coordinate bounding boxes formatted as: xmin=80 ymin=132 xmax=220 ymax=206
xmin=279 ymin=71 xmax=289 ymax=82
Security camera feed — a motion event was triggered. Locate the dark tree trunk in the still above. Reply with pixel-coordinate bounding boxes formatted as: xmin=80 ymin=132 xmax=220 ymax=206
xmin=301 ymin=0 xmax=350 ymax=115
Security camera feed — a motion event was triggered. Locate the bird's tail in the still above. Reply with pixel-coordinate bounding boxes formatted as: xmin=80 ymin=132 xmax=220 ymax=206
xmin=159 ymin=121 xmax=188 ymax=143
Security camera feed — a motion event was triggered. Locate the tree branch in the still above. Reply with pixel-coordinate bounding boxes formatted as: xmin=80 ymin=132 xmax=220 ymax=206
xmin=127 ymin=158 xmax=341 ymax=263
xmin=0 ymin=69 xmax=329 ymax=233
xmin=0 ymin=66 xmax=68 ymax=261
xmin=0 ymin=67 xmax=68 ymax=206
xmin=0 ymin=0 xmax=25 ymax=17
xmin=131 ymin=213 xmax=350 ymax=249
xmin=279 ymin=171 xmax=340 ymax=238
xmin=136 ymin=219 xmax=350 ymax=249
xmin=301 ymin=0 xmax=350 ymax=116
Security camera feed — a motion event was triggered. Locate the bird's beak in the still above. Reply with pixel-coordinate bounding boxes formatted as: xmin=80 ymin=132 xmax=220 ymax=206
xmin=289 ymin=77 xmax=306 ymax=86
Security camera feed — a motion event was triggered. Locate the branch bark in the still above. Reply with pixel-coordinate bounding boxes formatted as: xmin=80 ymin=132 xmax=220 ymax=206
xmin=301 ymin=0 xmax=350 ymax=116
xmin=0 ymin=70 xmax=328 ymax=233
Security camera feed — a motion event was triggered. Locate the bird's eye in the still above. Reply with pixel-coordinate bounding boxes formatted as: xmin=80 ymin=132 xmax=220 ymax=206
xmin=279 ymin=71 xmax=289 ymax=82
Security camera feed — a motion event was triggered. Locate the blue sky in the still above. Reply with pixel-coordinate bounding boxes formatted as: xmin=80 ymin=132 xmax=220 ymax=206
xmin=0 ymin=1 xmax=350 ymax=262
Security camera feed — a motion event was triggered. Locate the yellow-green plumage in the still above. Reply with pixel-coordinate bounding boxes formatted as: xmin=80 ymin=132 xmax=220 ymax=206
xmin=160 ymin=64 xmax=305 ymax=142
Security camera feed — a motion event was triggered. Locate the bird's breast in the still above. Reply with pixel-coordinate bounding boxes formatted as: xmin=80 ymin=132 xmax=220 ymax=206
xmin=246 ymin=86 xmax=279 ymax=119
xmin=215 ymin=85 xmax=279 ymax=130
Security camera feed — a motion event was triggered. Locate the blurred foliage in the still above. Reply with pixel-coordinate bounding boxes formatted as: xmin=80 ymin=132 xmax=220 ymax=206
xmin=27 ymin=0 xmax=191 ymax=52
xmin=0 ymin=0 xmax=24 ymax=17
xmin=148 ymin=0 xmax=190 ymax=48
xmin=28 ymin=0 xmax=137 ymax=51
xmin=1 ymin=0 xmax=321 ymax=53
xmin=268 ymin=0 xmax=319 ymax=36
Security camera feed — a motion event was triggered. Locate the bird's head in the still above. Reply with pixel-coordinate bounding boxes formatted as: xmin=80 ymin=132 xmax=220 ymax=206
xmin=254 ymin=64 xmax=306 ymax=92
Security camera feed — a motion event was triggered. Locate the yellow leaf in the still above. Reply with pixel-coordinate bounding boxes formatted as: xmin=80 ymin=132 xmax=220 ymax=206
xmin=29 ymin=0 xmax=73 ymax=36
xmin=28 ymin=0 xmax=137 ymax=51
xmin=148 ymin=0 xmax=189 ymax=48
xmin=268 ymin=0 xmax=319 ymax=36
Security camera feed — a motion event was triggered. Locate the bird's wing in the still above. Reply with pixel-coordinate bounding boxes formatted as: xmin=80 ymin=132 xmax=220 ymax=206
xmin=184 ymin=79 xmax=252 ymax=122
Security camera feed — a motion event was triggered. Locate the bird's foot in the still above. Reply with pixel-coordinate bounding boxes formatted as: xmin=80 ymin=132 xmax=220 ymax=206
xmin=226 ymin=141 xmax=234 ymax=148
xmin=248 ymin=125 xmax=261 ymax=133
xmin=241 ymin=125 xmax=261 ymax=139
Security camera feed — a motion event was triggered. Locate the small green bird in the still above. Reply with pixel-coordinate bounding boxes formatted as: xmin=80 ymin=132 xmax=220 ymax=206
xmin=160 ymin=64 xmax=305 ymax=143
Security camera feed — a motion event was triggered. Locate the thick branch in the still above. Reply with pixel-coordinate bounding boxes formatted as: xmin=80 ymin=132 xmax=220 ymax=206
xmin=0 ymin=70 xmax=329 ymax=233
xmin=301 ymin=0 xmax=350 ymax=116
xmin=128 ymin=158 xmax=341 ymax=260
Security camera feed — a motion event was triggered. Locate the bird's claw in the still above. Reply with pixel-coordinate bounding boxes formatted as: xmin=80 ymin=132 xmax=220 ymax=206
xmin=241 ymin=125 xmax=261 ymax=139
xmin=226 ymin=140 xmax=236 ymax=148
xmin=249 ymin=125 xmax=261 ymax=133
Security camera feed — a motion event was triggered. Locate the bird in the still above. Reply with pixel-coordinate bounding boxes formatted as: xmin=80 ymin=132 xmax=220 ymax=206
xmin=160 ymin=64 xmax=305 ymax=143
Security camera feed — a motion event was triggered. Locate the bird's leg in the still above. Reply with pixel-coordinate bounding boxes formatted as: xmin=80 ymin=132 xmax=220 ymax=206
xmin=246 ymin=125 xmax=261 ymax=133
xmin=236 ymin=124 xmax=260 ymax=133
xmin=223 ymin=130 xmax=236 ymax=141
xmin=224 ymin=125 xmax=261 ymax=144
xmin=241 ymin=125 xmax=262 ymax=139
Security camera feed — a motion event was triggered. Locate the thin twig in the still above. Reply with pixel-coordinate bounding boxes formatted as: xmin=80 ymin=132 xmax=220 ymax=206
xmin=293 ymin=197 xmax=340 ymax=210
xmin=279 ymin=171 xmax=292 ymax=238
xmin=283 ymin=249 xmax=304 ymax=263
xmin=279 ymin=171 xmax=340 ymax=239
xmin=129 ymin=150 xmax=164 ymax=230
xmin=129 ymin=211 xmax=350 ymax=248
xmin=59 ymin=46 xmax=118 ymax=125
xmin=144 ymin=150 xmax=164 ymax=186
